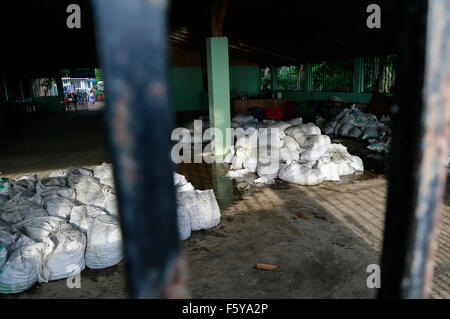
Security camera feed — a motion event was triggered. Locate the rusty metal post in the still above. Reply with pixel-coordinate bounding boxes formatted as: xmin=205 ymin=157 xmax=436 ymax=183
xmin=379 ymin=0 xmax=450 ymax=298
xmin=92 ymin=0 xmax=186 ymax=298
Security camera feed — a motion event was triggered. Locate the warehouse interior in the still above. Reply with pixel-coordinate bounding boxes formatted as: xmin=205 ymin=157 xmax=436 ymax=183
xmin=0 ymin=0 xmax=448 ymax=299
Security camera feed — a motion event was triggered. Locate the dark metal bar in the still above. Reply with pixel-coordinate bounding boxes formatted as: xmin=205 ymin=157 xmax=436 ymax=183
xmin=379 ymin=0 xmax=449 ymax=298
xmin=92 ymin=0 xmax=185 ymax=298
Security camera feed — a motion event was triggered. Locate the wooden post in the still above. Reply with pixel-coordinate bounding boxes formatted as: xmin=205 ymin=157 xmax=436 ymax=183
xmin=210 ymin=0 xmax=230 ymax=37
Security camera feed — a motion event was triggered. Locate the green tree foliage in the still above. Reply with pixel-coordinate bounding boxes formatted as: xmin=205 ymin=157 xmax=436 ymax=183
xmin=95 ymin=68 xmax=103 ymax=84
xmin=311 ymin=60 xmax=353 ymax=92
xmin=276 ymin=66 xmax=304 ymax=91
xmin=260 ymin=67 xmax=271 ymax=91
xmin=362 ymin=55 xmax=396 ymax=94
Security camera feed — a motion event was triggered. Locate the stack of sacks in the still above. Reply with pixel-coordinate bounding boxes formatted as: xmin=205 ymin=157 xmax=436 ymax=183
xmin=0 ymin=216 xmax=86 ymax=293
xmin=67 ymin=171 xmax=118 ymax=216
xmin=229 ymin=129 xmax=258 ymax=173
xmin=0 ymin=163 xmax=123 ymax=294
xmin=224 ymin=118 xmax=364 ymax=186
xmin=14 ymin=216 xmax=86 ymax=281
xmin=0 ymin=234 xmax=48 ymax=294
xmin=93 ymin=163 xmax=115 ymax=189
xmin=230 ymin=114 xmax=259 ymax=129
xmin=69 ymin=205 xmax=122 ymax=269
xmin=174 ymin=173 xmax=221 ymax=240
xmin=321 ymin=105 xmax=392 ymax=153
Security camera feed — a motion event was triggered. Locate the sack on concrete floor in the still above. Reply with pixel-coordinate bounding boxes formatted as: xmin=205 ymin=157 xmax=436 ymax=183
xmin=349 ymin=155 xmax=364 ymax=172
xmin=0 ymin=178 xmax=12 ymax=197
xmin=223 ymin=146 xmax=235 ymax=164
xmin=36 ymin=177 xmax=67 ymax=191
xmin=93 ymin=163 xmax=115 ymax=188
xmin=299 ymin=145 xmax=329 ymax=162
xmin=265 ymin=121 xmax=293 ymax=135
xmin=284 ymin=123 xmax=321 ymax=141
xmin=192 ymin=190 xmax=221 ymax=231
xmin=70 ymin=206 xmax=123 ymax=269
xmin=37 ymin=187 xmax=76 ymax=202
xmin=7 ymin=188 xmax=35 ymax=201
xmin=333 ymin=123 xmax=342 ymax=135
xmin=176 ymin=193 xmax=192 ymax=240
xmin=338 ymin=123 xmax=354 ymax=137
xmin=322 ymin=122 xmax=337 ymax=135
xmin=0 ymin=238 xmax=46 ymax=294
xmin=43 ymin=222 xmax=85 ymax=281
xmin=231 ymin=132 xmax=259 ymax=172
xmin=231 ymin=148 xmax=258 ymax=172
xmin=362 ymin=127 xmax=379 ymax=140
xmin=232 ymin=114 xmax=255 ymax=124
xmin=13 ymin=179 xmax=37 ymax=193
xmin=278 ymin=162 xmax=325 ymax=186
xmin=177 ymin=190 xmax=220 ymax=231
xmin=17 ymin=173 xmax=37 ymax=181
xmin=258 ymin=127 xmax=284 ymax=149
xmin=68 ymin=174 xmax=117 ymax=214
xmin=48 ymin=168 xmax=93 ymax=179
xmin=280 ymin=147 xmax=299 ymax=164
xmin=14 ymin=216 xmax=86 ymax=282
xmin=174 ymin=173 xmax=195 ymax=193
xmin=367 ymin=142 xmax=390 ymax=153
xmin=316 ymin=144 xmax=360 ymax=180
xmin=44 ymin=195 xmax=78 ymax=220
xmin=296 ymin=134 xmax=331 ymax=150
xmin=283 ymin=135 xmax=301 ymax=152
xmin=0 ymin=195 xmax=8 ymax=205
xmin=0 ymin=220 xmax=20 ymax=251
xmin=316 ymin=161 xmax=341 ymax=182
xmin=0 ymin=245 xmax=6 ymax=269
xmin=225 ymin=168 xmax=252 ymax=179
xmin=286 ymin=117 xmax=303 ymax=125
xmin=348 ymin=127 xmax=362 ymax=138
xmin=257 ymin=147 xmax=280 ymax=176
xmin=36 ymin=177 xmax=76 ymax=201
xmin=0 ymin=194 xmax=48 ymax=225
xmin=254 ymin=174 xmax=277 ymax=185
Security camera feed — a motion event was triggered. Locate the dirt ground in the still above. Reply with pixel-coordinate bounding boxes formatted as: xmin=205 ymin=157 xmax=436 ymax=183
xmin=0 ymin=110 xmax=448 ymax=299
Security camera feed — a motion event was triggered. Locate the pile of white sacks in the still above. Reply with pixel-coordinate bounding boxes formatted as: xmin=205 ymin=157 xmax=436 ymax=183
xmin=322 ymin=105 xmax=392 ymax=153
xmin=0 ymin=164 xmax=122 ymax=294
xmin=224 ymin=114 xmax=364 ymax=186
xmin=0 ymin=164 xmax=219 ymax=294
xmin=174 ymin=173 xmax=221 ymax=241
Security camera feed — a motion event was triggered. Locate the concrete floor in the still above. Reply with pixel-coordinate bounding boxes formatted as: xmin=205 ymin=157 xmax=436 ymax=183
xmin=0 ymin=109 xmax=448 ymax=299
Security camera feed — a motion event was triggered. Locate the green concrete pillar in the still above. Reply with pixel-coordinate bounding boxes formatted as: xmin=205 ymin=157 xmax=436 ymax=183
xmin=206 ymin=37 xmax=231 ymax=156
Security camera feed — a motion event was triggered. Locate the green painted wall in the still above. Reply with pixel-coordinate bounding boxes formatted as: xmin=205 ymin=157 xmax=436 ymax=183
xmin=169 ymin=67 xmax=206 ymax=112
xmin=168 ymin=64 xmax=373 ymax=114
xmin=229 ymin=65 xmax=260 ymax=96
xmin=169 ymin=65 xmax=260 ymax=112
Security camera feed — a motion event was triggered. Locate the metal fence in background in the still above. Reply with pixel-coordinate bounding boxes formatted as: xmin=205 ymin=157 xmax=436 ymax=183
xmin=363 ymin=55 xmax=397 ymax=94
xmin=31 ymin=78 xmax=58 ymax=97
xmin=275 ymin=65 xmax=305 ymax=91
xmin=311 ymin=59 xmax=354 ymax=92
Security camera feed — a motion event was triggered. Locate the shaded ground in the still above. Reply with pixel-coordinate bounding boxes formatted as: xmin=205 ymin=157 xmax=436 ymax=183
xmin=0 ymin=111 xmax=448 ymax=299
